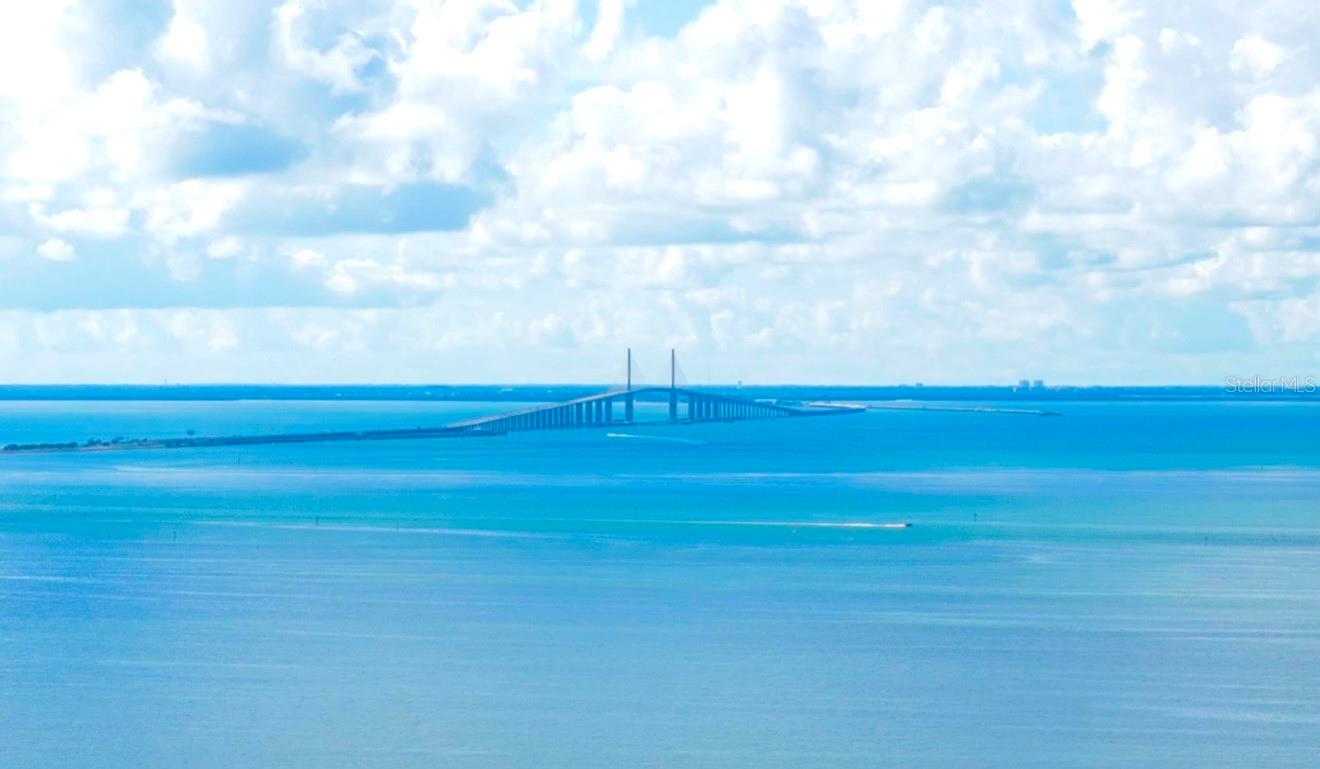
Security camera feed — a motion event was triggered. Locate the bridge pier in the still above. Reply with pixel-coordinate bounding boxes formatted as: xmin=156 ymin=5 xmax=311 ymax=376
xmin=444 ymin=378 xmax=843 ymax=435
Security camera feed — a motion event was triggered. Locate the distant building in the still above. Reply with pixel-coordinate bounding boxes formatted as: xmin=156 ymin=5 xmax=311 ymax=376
xmin=1032 ymin=379 xmax=1045 ymax=389
xmin=1017 ymin=379 xmax=1030 ymax=390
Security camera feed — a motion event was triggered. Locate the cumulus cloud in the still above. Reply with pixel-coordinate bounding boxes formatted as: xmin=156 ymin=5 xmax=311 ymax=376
xmin=1230 ymin=35 xmax=1286 ymax=78
xmin=273 ymin=0 xmax=379 ymax=93
xmin=36 ymin=238 xmax=76 ymax=262
xmin=156 ymin=1 xmax=212 ymax=73
xmin=0 ymin=0 xmax=1316 ymax=383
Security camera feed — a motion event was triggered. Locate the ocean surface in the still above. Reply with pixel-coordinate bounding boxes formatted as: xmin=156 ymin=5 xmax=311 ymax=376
xmin=2 ymin=399 xmax=1318 ymax=768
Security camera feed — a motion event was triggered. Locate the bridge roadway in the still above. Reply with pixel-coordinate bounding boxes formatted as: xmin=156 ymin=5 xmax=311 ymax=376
xmin=447 ymin=386 xmax=858 ymax=434
xmin=1 ymin=383 xmax=862 ymax=454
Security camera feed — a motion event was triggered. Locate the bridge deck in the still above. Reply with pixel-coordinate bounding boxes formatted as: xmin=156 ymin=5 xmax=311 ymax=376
xmin=1 ymin=385 xmax=863 ymax=455
xmin=448 ymin=386 xmax=859 ymax=434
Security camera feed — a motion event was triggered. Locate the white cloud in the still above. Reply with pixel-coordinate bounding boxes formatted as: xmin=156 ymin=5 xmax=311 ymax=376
xmin=156 ymin=1 xmax=212 ymax=72
xmin=139 ymin=179 xmax=247 ymax=242
xmin=29 ymin=202 xmax=132 ymax=237
xmin=330 ymin=0 xmax=582 ymax=183
xmin=167 ymin=309 xmax=240 ymax=351
xmin=205 ymin=236 xmax=245 ymax=259
xmin=322 ymin=256 xmax=445 ymax=295
xmin=583 ymin=0 xmax=630 ymax=63
xmin=273 ymin=0 xmax=378 ymax=92
xmin=0 ymin=2 xmax=79 ymax=107
xmin=0 ymin=0 xmax=1317 ymax=383
xmin=1230 ymin=35 xmax=1286 ymax=78
xmin=289 ymin=247 xmax=326 ymax=268
xmin=4 ymin=67 xmax=217 ymax=185
xmin=37 ymin=238 xmax=76 ymax=262
xmin=1072 ymin=0 xmax=1141 ymax=51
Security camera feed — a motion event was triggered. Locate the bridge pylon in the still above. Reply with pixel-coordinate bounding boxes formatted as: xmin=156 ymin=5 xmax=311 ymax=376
xmin=668 ymin=348 xmax=678 ymax=422
xmin=442 ymin=349 xmax=862 ymax=435
xmin=625 ymin=347 xmax=634 ymax=423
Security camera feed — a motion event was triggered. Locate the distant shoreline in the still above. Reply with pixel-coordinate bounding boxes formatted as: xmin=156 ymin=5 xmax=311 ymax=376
xmin=0 ymin=425 xmax=497 ymax=455
xmin=0 ymin=384 xmax=1316 ymax=402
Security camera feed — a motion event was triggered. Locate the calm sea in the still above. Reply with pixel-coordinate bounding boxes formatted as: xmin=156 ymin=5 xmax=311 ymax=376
xmin=2 ymin=400 xmax=1318 ymax=768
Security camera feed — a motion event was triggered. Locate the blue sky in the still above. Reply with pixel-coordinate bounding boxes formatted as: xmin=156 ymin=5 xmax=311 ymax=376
xmin=0 ymin=0 xmax=1317 ymax=384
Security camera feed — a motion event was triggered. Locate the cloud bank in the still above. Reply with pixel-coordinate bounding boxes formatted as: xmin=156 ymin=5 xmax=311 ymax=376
xmin=1 ymin=0 xmax=1316 ymax=383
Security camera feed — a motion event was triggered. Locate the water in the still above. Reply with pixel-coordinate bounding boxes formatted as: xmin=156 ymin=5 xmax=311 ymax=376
xmin=2 ymin=401 xmax=1318 ymax=768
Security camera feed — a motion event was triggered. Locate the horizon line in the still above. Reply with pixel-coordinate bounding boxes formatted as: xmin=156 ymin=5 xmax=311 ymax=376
xmin=0 ymin=382 xmax=1304 ymax=391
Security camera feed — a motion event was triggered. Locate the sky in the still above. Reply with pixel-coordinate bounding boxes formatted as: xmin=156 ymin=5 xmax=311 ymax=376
xmin=0 ymin=0 xmax=1316 ymax=385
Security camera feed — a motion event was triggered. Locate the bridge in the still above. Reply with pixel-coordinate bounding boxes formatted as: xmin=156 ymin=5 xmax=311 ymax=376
xmin=0 ymin=350 xmax=862 ymax=454
xmin=447 ymin=350 xmax=861 ymax=434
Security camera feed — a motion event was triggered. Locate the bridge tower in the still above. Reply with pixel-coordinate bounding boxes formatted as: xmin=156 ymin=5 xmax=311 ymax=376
xmin=625 ymin=348 xmax=634 ymax=422
xmin=669 ymin=348 xmax=678 ymax=422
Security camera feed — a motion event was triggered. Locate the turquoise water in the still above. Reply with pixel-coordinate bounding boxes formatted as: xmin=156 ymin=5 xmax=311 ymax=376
xmin=2 ymin=401 xmax=1319 ymax=768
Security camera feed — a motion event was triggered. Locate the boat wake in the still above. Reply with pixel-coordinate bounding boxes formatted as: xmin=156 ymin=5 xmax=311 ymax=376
xmin=606 ymin=432 xmax=705 ymax=445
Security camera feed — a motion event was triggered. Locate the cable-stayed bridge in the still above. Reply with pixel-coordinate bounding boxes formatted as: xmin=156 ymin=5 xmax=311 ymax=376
xmin=1 ymin=350 xmax=861 ymax=454
xmin=447 ymin=349 xmax=861 ymax=434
